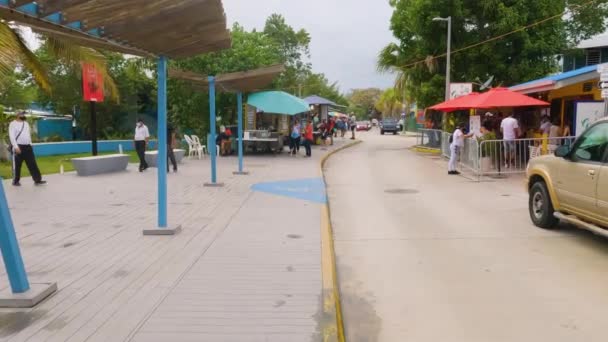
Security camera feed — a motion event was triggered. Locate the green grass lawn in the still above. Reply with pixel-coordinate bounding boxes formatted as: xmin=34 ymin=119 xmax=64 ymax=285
xmin=0 ymin=151 xmax=141 ymax=179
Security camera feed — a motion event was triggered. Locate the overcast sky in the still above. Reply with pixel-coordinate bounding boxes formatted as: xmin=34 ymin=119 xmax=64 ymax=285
xmin=223 ymin=0 xmax=397 ymax=93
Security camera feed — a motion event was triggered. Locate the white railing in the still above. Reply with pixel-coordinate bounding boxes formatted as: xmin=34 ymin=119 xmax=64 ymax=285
xmin=416 ymin=129 xmax=443 ymax=149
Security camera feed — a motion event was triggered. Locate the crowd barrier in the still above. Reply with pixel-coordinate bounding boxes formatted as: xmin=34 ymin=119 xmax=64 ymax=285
xmin=415 ymin=131 xmax=576 ymax=180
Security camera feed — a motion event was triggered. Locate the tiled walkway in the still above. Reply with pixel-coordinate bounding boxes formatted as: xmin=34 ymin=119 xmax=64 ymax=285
xmin=0 ymin=141 xmax=347 ymax=342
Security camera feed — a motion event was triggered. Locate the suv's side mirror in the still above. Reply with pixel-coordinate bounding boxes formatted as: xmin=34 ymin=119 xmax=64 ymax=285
xmin=555 ymin=145 xmax=571 ymax=158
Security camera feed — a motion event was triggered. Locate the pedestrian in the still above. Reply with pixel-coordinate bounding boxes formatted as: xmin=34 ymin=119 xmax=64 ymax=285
xmin=336 ymin=117 xmax=345 ymax=138
xmin=448 ymin=123 xmax=474 ymax=175
xmin=9 ymin=111 xmax=46 ymax=186
xmin=349 ymin=114 xmax=357 ymax=140
xmin=319 ymin=119 xmax=329 ymax=146
xmin=290 ymin=119 xmax=301 ymax=155
xmin=539 ymin=115 xmax=551 ymax=135
xmin=303 ymin=120 xmax=313 ymax=157
xmin=134 ymin=118 xmax=150 ymax=172
xmin=328 ymin=117 xmax=336 ymax=145
xmin=500 ymin=113 xmax=519 ymax=169
xmin=167 ymin=123 xmax=178 ymax=173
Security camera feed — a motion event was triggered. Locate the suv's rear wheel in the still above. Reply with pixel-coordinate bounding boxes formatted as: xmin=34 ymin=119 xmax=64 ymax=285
xmin=529 ymin=182 xmax=559 ymax=229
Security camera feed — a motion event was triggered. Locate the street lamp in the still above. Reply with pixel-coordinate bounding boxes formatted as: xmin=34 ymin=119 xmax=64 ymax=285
xmin=433 ymin=16 xmax=452 ymax=101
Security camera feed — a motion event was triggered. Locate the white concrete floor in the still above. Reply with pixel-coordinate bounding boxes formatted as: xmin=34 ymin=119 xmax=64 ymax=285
xmin=325 ymin=130 xmax=608 ymax=342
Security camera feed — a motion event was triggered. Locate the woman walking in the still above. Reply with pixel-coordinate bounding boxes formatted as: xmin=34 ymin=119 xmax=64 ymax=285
xmin=290 ymin=119 xmax=302 ymax=155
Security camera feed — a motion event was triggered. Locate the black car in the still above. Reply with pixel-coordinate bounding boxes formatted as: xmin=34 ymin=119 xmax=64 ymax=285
xmin=380 ymin=119 xmax=399 ymax=135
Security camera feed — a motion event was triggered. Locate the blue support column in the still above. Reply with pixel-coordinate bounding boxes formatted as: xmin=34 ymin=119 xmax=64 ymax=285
xmin=157 ymin=56 xmax=168 ymax=228
xmin=237 ymin=92 xmax=244 ymax=173
xmin=0 ymin=182 xmax=30 ymax=293
xmin=209 ymin=76 xmax=218 ymax=184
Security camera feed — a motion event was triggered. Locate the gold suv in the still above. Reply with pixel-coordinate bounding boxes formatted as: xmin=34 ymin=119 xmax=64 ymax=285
xmin=527 ymin=119 xmax=608 ymax=232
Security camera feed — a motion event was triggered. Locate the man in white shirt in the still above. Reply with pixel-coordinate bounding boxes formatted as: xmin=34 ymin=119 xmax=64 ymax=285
xmin=448 ymin=123 xmax=474 ymax=175
xmin=500 ymin=113 xmax=520 ymax=169
xmin=9 ymin=111 xmax=46 ymax=186
xmin=134 ymin=119 xmax=150 ymax=172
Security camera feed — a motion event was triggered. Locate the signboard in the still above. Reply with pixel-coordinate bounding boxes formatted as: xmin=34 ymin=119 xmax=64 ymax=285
xmin=575 ymin=101 xmax=605 ymax=136
xmin=81 ymin=63 xmax=104 ymax=102
xmin=469 ymin=115 xmax=481 ymax=137
xmin=449 ymin=83 xmax=473 ymax=99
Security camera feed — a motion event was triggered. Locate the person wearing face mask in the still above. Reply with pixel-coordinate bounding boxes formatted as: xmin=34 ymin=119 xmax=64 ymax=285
xmin=9 ymin=111 xmax=46 ymax=186
xmin=134 ymin=118 xmax=150 ymax=172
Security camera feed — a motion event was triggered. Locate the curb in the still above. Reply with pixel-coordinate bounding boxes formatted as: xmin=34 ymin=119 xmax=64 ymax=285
xmin=318 ymin=140 xmax=362 ymax=342
xmin=412 ymin=146 xmax=441 ymax=154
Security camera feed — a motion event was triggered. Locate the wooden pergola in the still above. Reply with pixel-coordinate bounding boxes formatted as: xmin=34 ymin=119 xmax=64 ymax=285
xmin=0 ymin=0 xmax=231 ymax=306
xmin=169 ymin=64 xmax=285 ymax=180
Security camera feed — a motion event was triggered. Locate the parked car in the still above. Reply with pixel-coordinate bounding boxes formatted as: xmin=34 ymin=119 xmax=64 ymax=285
xmin=526 ymin=118 xmax=608 ymax=234
xmin=379 ymin=118 xmax=399 ymax=135
xmin=356 ymin=121 xmax=371 ymax=131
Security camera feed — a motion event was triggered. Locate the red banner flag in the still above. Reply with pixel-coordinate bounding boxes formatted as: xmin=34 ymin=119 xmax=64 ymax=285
xmin=82 ymin=63 xmax=104 ymax=102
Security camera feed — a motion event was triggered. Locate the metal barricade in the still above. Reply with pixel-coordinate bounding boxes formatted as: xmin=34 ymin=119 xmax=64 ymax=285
xmin=416 ymin=129 xmax=443 ymax=149
xmin=441 ymin=132 xmax=451 ymax=158
xmin=476 ymin=136 xmax=576 ymax=177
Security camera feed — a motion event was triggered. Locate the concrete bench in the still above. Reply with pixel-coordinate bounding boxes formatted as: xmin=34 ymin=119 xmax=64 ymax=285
xmin=71 ymin=154 xmax=130 ymax=176
xmin=145 ymin=149 xmax=186 ymax=167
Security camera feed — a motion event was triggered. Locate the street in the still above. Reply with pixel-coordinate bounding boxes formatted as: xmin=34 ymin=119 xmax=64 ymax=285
xmin=325 ymin=131 xmax=608 ymax=342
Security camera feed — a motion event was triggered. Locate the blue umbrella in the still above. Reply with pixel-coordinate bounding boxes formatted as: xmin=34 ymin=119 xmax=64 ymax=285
xmin=247 ymin=91 xmax=310 ymax=115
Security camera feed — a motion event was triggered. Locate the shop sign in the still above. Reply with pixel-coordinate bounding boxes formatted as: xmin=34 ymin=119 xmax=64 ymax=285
xmin=449 ymin=83 xmax=473 ymax=99
xmin=575 ymin=102 xmax=605 ymax=136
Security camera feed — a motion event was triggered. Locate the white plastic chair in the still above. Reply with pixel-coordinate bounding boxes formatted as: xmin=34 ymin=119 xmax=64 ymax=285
xmin=184 ymin=134 xmax=203 ymax=159
xmin=192 ymin=134 xmax=216 ymax=156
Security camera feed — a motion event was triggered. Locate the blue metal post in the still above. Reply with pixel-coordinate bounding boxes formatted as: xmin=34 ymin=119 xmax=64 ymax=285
xmin=209 ymin=76 xmax=217 ymax=184
xmin=157 ymin=56 xmax=168 ymax=228
xmin=0 ymin=182 xmax=30 ymax=293
xmin=237 ymin=92 xmax=244 ymax=173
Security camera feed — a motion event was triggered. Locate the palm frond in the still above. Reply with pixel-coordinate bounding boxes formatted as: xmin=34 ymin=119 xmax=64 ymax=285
xmin=46 ymin=36 xmax=120 ymax=102
xmin=0 ymin=22 xmax=51 ymax=93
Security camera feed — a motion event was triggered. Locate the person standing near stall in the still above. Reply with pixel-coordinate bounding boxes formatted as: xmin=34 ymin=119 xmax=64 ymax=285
xmin=448 ymin=123 xmax=474 ymax=175
xmin=9 ymin=111 xmax=46 ymax=186
xmin=134 ymin=118 xmax=150 ymax=172
xmin=167 ymin=123 xmax=178 ymax=173
xmin=290 ymin=119 xmax=301 ymax=155
xmin=303 ymin=120 xmax=313 ymax=157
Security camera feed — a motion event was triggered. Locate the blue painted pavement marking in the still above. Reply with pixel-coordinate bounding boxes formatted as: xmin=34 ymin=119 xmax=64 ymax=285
xmin=251 ymin=178 xmax=327 ymax=204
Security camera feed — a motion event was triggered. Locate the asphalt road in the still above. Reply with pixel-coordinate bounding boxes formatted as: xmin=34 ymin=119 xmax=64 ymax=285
xmin=324 ymin=130 xmax=608 ymax=342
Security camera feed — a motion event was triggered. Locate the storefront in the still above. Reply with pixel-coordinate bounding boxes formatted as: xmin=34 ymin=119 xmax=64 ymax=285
xmin=510 ymin=64 xmax=602 ymax=136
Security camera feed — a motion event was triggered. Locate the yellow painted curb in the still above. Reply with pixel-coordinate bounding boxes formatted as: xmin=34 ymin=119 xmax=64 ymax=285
xmin=319 ymin=140 xmax=361 ymax=342
xmin=413 ymin=146 xmax=441 ymax=154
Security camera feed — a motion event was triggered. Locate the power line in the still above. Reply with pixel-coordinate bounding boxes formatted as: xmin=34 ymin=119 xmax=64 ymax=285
xmin=400 ymin=0 xmax=601 ymax=69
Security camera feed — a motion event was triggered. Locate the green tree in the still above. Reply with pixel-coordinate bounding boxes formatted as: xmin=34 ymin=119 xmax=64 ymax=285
xmin=169 ymin=23 xmax=282 ymax=135
xmin=263 ymin=14 xmax=312 ymax=93
xmin=375 ymin=88 xmax=403 ymax=118
xmin=347 ymin=88 xmax=383 ymax=117
xmin=379 ymin=0 xmax=608 ymax=108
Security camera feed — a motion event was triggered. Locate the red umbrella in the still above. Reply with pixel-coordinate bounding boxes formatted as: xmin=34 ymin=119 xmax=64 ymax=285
xmin=429 ymin=92 xmax=480 ymax=112
xmin=429 ymin=87 xmax=549 ymax=112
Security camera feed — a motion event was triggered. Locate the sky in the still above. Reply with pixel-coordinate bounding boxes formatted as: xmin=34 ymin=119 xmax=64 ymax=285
xmin=222 ymin=0 xmax=397 ymax=93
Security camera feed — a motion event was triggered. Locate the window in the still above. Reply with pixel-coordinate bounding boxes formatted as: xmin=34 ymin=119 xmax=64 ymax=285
xmin=571 ymin=122 xmax=608 ymax=163
xmin=587 ymin=49 xmax=601 ymax=66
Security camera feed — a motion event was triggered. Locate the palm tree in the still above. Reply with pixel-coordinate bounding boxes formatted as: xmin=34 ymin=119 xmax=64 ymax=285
xmin=375 ymin=88 xmax=403 ymax=119
xmin=0 ymin=21 xmax=118 ymax=100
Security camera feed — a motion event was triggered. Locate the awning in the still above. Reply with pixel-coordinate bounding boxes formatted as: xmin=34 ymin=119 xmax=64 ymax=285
xmin=0 ymin=0 xmax=231 ymax=58
xmin=509 ymin=65 xmax=599 ymax=95
xmin=430 ymin=88 xmax=549 ymax=112
xmin=303 ymin=95 xmax=337 ymax=106
xmin=248 ymin=91 xmax=310 ymax=115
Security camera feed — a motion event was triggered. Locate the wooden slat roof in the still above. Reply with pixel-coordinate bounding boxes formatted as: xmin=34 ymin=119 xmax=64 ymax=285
xmin=0 ymin=0 xmax=231 ymax=59
xmin=169 ymin=64 xmax=285 ymax=93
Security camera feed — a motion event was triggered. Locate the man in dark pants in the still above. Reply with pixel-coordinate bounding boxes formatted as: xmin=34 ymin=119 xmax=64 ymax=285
xmin=134 ymin=119 xmax=150 ymax=172
xmin=167 ymin=124 xmax=177 ymax=172
xmin=9 ymin=111 xmax=46 ymax=186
